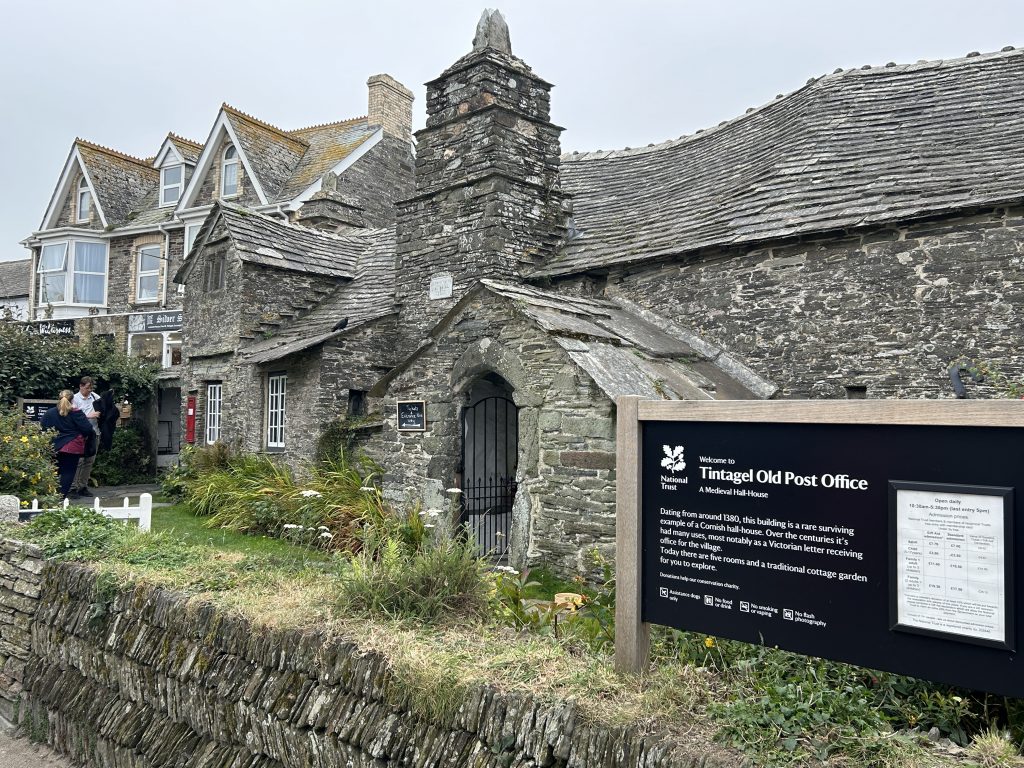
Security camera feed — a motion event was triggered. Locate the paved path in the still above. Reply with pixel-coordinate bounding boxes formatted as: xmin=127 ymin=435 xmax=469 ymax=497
xmin=0 ymin=729 xmax=73 ymax=768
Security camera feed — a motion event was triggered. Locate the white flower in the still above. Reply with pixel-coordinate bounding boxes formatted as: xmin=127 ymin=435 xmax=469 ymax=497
xmin=282 ymin=523 xmax=303 ymax=530
xmin=427 ymin=510 xmax=440 ymax=518
xmin=317 ymin=526 xmax=329 ymax=531
xmin=445 ymin=488 xmax=463 ymax=494
xmin=424 ymin=524 xmax=435 ymax=529
xmin=359 ymin=486 xmax=375 ymax=492
xmin=319 ymin=532 xmax=334 ymax=540
xmin=300 ymin=490 xmax=322 ymax=498
xmin=493 ymin=565 xmax=518 ymax=574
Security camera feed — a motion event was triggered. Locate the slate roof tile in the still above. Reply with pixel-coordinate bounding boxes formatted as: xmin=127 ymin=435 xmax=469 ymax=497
xmin=76 ymin=141 xmax=159 ymax=228
xmin=542 ymin=48 xmax=1024 ymax=276
xmin=0 ymin=258 xmax=30 ymax=299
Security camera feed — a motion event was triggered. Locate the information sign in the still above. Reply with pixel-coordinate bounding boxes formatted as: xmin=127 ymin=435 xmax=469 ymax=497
xmin=18 ymin=398 xmax=57 ymax=424
xmin=620 ymin=400 xmax=1024 ymax=696
xmin=397 ymin=400 xmax=427 ymax=432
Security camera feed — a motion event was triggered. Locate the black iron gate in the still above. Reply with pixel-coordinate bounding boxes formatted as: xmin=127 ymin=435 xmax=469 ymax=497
xmin=460 ymin=395 xmax=518 ymax=560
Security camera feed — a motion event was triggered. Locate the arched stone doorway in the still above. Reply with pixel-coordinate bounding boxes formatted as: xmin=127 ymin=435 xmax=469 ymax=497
xmin=459 ymin=373 xmax=518 ymax=560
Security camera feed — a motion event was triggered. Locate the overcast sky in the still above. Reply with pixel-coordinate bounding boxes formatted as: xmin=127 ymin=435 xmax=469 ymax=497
xmin=2 ymin=0 xmax=1023 ymax=262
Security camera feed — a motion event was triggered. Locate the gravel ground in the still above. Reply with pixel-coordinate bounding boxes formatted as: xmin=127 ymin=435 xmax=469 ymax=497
xmin=0 ymin=729 xmax=73 ymax=768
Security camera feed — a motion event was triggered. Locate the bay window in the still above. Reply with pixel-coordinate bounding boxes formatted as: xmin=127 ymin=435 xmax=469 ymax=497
xmin=36 ymin=239 xmax=107 ymax=306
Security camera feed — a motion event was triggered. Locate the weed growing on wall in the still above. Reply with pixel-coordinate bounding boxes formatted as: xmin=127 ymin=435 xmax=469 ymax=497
xmin=0 ymin=409 xmax=57 ymax=499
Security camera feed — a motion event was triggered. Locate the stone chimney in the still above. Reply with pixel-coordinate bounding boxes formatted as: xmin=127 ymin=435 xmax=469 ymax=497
xmin=367 ymin=74 xmax=414 ymax=141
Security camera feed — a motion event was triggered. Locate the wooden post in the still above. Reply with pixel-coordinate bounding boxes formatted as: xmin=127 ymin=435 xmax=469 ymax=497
xmin=137 ymin=493 xmax=152 ymax=532
xmin=615 ymin=395 xmax=650 ymax=673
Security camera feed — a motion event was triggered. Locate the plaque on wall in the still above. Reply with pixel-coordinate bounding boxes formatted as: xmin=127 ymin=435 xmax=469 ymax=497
xmin=429 ymin=273 xmax=453 ymax=300
xmin=27 ymin=319 xmax=76 ymax=337
xmin=889 ymin=481 xmax=1013 ymax=649
xmin=397 ymin=400 xmax=427 ymax=432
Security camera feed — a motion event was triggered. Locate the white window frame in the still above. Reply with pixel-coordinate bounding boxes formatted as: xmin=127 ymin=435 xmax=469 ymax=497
xmin=221 ymin=145 xmax=239 ymax=198
xmin=36 ymin=239 xmax=107 ymax=307
xmin=206 ymin=383 xmax=222 ymax=444
xmin=37 ymin=242 xmax=68 ymax=305
xmin=76 ymin=177 xmax=92 ymax=223
xmin=160 ymin=165 xmax=183 ymax=207
xmin=184 ymin=222 xmax=203 ymax=255
xmin=266 ymin=373 xmax=287 ymax=449
xmin=136 ymin=244 xmax=162 ymax=303
xmin=128 ymin=330 xmax=181 ymax=369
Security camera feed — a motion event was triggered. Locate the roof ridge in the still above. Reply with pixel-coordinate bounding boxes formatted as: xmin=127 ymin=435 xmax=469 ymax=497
xmin=221 ymin=103 xmax=310 ymax=149
xmin=167 ymin=132 xmax=204 ymax=149
xmin=289 ymin=115 xmax=368 ymax=134
xmin=562 ymin=44 xmax=1023 ymax=163
xmin=75 ymin=138 xmax=154 ymax=168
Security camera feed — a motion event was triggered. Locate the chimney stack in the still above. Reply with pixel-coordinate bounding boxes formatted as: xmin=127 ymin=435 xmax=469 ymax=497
xmin=367 ymin=74 xmax=414 ymax=142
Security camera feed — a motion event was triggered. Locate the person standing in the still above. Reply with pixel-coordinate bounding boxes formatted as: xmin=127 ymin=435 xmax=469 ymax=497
xmin=71 ymin=375 xmax=101 ymax=497
xmin=40 ymin=390 xmax=95 ymax=499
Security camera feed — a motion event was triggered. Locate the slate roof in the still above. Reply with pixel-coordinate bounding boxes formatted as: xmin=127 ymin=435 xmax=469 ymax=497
xmin=168 ymin=134 xmax=203 ymax=164
xmin=373 ymin=279 xmax=774 ymax=401
xmin=181 ymin=204 xmax=361 ymax=282
xmin=542 ymin=47 xmax=1024 ymax=276
xmin=76 ymin=140 xmax=159 ymax=228
xmin=0 ymin=259 xmax=30 ymax=299
xmin=222 ymin=106 xmax=377 ymax=204
xmin=240 ymin=227 xmax=396 ymax=364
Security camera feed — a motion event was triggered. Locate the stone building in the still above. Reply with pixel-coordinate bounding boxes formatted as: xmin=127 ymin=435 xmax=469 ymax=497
xmin=177 ymin=13 xmax=1024 ymax=575
xmin=0 ymin=259 xmax=30 ymax=321
xmin=20 ymin=75 xmax=415 ymax=467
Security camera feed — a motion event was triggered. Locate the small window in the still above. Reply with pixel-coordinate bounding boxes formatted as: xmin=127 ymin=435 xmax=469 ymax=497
xmin=136 ymin=244 xmax=161 ymax=302
xmin=267 ymin=373 xmax=287 ymax=449
xmin=160 ymin=165 xmax=182 ymax=206
xmin=348 ymin=389 xmax=367 ymax=417
xmin=76 ymin=177 xmax=92 ymax=222
xmin=206 ymin=383 xmax=222 ymax=444
xmin=37 ymin=242 xmax=68 ymax=304
xmin=72 ymin=241 xmax=106 ymax=304
xmin=185 ymin=222 xmax=202 ymax=255
xmin=203 ymin=253 xmax=225 ymax=292
xmin=221 ymin=145 xmax=239 ymax=197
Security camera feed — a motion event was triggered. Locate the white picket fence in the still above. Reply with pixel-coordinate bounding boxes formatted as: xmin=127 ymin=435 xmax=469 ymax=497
xmin=23 ymin=493 xmax=152 ymax=532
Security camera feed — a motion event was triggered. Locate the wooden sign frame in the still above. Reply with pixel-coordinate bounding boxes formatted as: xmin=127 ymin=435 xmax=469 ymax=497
xmin=397 ymin=400 xmax=427 ymax=432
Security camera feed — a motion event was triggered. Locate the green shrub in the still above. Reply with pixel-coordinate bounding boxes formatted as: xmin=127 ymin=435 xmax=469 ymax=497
xmin=0 ymin=323 xmax=156 ymax=407
xmin=25 ymin=505 xmax=130 ymax=560
xmin=91 ymin=422 xmax=153 ymax=485
xmin=0 ymin=409 xmax=57 ymax=499
xmin=337 ymin=535 xmax=488 ymax=622
xmin=160 ymin=442 xmax=234 ymax=498
xmin=177 ymin=449 xmax=390 ymax=553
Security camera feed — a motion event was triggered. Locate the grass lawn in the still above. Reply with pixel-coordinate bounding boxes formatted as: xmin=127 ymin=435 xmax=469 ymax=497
xmin=151 ymin=503 xmax=331 ymax=563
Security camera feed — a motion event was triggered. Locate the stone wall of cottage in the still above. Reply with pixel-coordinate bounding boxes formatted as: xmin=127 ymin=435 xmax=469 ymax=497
xmin=0 ymin=540 xmax=44 ymax=733
xmin=373 ymin=293 xmax=617 ymax=575
xmin=0 ymin=551 xmax=730 ymax=768
xmin=602 ymin=207 xmax=1024 ymax=399
xmin=55 ymin=171 xmax=103 ymax=231
xmin=394 ymin=48 xmax=567 ymax=357
xmin=322 ymin=136 xmax=415 ymax=230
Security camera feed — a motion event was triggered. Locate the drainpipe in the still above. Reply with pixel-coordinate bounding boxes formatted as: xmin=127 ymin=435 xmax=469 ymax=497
xmin=157 ymin=223 xmax=171 ymax=308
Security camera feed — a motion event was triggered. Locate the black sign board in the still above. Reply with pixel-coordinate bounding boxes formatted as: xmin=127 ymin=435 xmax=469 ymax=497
xmin=397 ymin=400 xmax=427 ymax=432
xmin=27 ymin=319 xmax=76 ymax=337
xmin=129 ymin=311 xmax=183 ymax=333
xmin=18 ymin=398 xmax=57 ymax=424
xmin=642 ymin=420 xmax=1023 ymax=696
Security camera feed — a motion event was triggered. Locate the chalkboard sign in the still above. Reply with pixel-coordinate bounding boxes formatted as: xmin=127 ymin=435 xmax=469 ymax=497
xmin=17 ymin=398 xmax=57 ymax=424
xmin=639 ymin=414 xmax=1023 ymax=696
xmin=397 ymin=400 xmax=427 ymax=432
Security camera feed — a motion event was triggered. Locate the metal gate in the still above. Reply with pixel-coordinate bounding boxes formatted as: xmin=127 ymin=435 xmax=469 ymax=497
xmin=460 ymin=395 xmax=518 ymax=560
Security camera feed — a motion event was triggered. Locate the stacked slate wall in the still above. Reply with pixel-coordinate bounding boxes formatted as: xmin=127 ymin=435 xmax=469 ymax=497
xmin=375 ymin=292 xmax=617 ymax=575
xmin=0 ymin=540 xmax=45 ymax=732
xmin=604 ymin=207 xmax=1024 ymax=399
xmin=2 ymin=548 xmax=739 ymax=768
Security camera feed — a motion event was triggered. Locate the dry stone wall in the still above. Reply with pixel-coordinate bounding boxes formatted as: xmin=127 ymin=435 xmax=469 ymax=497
xmin=0 ymin=540 xmax=44 ymax=732
xmin=0 ymin=546 xmax=738 ymax=768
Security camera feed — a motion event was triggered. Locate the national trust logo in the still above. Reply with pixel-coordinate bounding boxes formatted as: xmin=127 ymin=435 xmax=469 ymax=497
xmin=661 ymin=445 xmax=686 ymax=473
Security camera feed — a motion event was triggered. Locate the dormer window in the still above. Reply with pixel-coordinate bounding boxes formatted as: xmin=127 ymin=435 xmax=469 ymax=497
xmin=160 ymin=165 xmax=182 ymax=206
xmin=221 ymin=145 xmax=239 ymax=197
xmin=76 ymin=177 xmax=92 ymax=222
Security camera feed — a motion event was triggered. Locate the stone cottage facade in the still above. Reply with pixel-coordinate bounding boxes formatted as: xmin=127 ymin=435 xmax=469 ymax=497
xmin=21 ymin=75 xmax=415 ymax=467
xmin=175 ymin=13 xmax=1024 ymax=575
